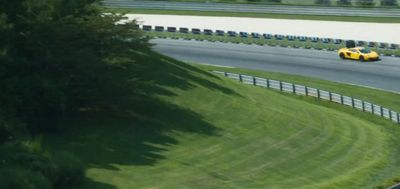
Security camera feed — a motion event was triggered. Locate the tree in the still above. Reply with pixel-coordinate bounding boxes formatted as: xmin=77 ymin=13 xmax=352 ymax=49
xmin=0 ymin=0 xmax=149 ymax=188
xmin=315 ymin=0 xmax=331 ymax=5
xmin=337 ymin=0 xmax=352 ymax=6
xmin=356 ymin=0 xmax=375 ymax=6
xmin=381 ymin=0 xmax=398 ymax=6
xmin=0 ymin=0 xmax=149 ymax=132
xmin=266 ymin=0 xmax=282 ymax=3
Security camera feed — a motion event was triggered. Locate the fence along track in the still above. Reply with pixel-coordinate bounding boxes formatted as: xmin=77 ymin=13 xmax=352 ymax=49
xmin=213 ymin=71 xmax=400 ymax=125
xmin=140 ymin=25 xmax=400 ymax=57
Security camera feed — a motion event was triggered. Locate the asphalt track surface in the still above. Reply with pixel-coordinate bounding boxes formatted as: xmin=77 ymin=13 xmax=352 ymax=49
xmin=152 ymin=39 xmax=400 ymax=93
xmin=103 ymin=0 xmax=400 ymax=17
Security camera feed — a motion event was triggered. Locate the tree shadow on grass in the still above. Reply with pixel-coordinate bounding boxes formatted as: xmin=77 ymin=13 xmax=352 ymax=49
xmin=131 ymin=50 xmax=240 ymax=97
xmin=50 ymin=98 xmax=221 ymax=168
xmin=44 ymin=50 xmax=235 ymax=188
xmin=68 ymin=178 xmax=116 ymax=189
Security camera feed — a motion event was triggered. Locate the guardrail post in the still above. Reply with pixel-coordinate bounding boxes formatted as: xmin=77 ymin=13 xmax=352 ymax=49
xmin=372 ymin=104 xmax=375 ymax=114
xmin=340 ymin=95 xmax=343 ymax=104
xmin=389 ymin=110 xmax=392 ymax=120
xmin=351 ymin=98 xmax=355 ymax=108
xmin=380 ymin=107 xmax=384 ymax=117
xmin=266 ymin=79 xmax=270 ymax=88
xmin=253 ymin=76 xmax=256 ymax=85
xmin=224 ymin=72 xmax=227 ymax=77
xmin=362 ymin=101 xmax=365 ymax=112
xmin=292 ymin=84 xmax=295 ymax=94
xmin=329 ymin=92 xmax=332 ymax=101
xmin=397 ymin=113 xmax=400 ymax=124
xmin=279 ymin=81 xmax=283 ymax=91
xmin=317 ymin=89 xmax=320 ymax=99
xmin=239 ymin=74 xmax=242 ymax=82
xmin=305 ymin=86 xmax=308 ymax=96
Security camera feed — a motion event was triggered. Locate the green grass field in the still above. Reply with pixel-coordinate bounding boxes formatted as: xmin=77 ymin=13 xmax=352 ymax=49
xmin=41 ymin=51 xmax=400 ymax=189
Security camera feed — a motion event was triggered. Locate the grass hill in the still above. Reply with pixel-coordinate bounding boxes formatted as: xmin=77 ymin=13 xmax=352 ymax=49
xmin=43 ymin=51 xmax=400 ymax=189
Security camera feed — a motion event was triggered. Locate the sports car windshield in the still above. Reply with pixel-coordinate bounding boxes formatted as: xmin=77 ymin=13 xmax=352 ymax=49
xmin=359 ymin=48 xmax=371 ymax=53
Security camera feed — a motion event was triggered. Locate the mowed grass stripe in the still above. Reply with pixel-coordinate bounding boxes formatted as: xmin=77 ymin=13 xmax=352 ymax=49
xmin=113 ymin=73 xmax=389 ymax=188
xmin=216 ymin=104 xmax=384 ymax=188
xmin=207 ymin=75 xmax=390 ymax=188
xmin=91 ymin=85 xmax=382 ymax=188
xmin=280 ymin=122 xmax=387 ymax=189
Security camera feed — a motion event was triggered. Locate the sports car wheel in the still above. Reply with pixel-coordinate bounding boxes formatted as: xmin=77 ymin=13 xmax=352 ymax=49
xmin=359 ymin=56 xmax=365 ymax=62
xmin=339 ymin=53 xmax=345 ymax=59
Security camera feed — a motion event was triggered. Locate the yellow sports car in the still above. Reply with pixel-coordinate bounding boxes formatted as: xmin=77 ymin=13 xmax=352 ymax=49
xmin=338 ymin=47 xmax=379 ymax=61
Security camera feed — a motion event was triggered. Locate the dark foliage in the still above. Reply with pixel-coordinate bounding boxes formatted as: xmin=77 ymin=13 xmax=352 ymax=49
xmin=315 ymin=0 xmax=331 ymax=5
xmin=6 ymin=152 xmax=57 ymax=182
xmin=337 ymin=0 xmax=352 ymax=5
xmin=356 ymin=0 xmax=375 ymax=6
xmin=381 ymin=0 xmax=398 ymax=6
xmin=52 ymin=152 xmax=85 ymax=187
xmin=0 ymin=144 xmax=86 ymax=189
xmin=0 ymin=0 xmax=148 ymax=188
xmin=0 ymin=167 xmax=52 ymax=189
xmin=0 ymin=0 xmax=149 ymax=133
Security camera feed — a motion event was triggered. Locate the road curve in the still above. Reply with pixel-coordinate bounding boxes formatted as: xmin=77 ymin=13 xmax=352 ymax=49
xmin=103 ymin=0 xmax=400 ymax=18
xmin=152 ymin=39 xmax=400 ymax=93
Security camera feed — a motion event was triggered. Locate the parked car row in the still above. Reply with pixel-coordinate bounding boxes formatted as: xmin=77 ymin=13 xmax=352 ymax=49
xmin=141 ymin=25 xmax=399 ymax=49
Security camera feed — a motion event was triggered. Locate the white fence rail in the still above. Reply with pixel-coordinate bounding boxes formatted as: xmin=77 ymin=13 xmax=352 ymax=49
xmin=213 ymin=71 xmax=400 ymax=125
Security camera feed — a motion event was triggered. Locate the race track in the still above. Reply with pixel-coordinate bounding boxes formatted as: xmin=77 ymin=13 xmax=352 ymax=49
xmin=152 ymin=39 xmax=400 ymax=93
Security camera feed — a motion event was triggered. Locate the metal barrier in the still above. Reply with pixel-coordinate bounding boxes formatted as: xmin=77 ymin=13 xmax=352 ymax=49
xmin=213 ymin=71 xmax=400 ymax=125
xmin=141 ymin=25 xmax=400 ymax=50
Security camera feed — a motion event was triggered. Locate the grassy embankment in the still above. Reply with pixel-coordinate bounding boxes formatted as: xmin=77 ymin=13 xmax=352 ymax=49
xmin=41 ymin=50 xmax=400 ymax=189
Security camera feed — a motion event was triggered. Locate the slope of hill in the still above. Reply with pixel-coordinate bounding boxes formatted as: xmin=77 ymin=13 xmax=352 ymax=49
xmin=43 ymin=51 xmax=400 ymax=189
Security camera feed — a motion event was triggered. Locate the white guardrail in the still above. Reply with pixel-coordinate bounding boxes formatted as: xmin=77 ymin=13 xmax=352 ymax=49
xmin=213 ymin=71 xmax=400 ymax=125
